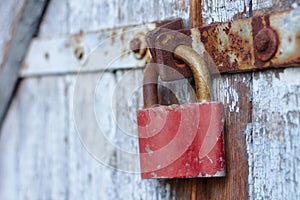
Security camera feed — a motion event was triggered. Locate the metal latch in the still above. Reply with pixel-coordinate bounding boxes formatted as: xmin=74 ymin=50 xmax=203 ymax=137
xmin=140 ymin=8 xmax=300 ymax=81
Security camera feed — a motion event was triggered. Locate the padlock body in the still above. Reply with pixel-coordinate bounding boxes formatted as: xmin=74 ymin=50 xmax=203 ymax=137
xmin=137 ymin=102 xmax=225 ymax=179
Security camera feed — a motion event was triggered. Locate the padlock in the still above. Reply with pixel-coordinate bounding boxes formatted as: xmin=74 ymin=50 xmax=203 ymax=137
xmin=137 ymin=45 xmax=225 ymax=179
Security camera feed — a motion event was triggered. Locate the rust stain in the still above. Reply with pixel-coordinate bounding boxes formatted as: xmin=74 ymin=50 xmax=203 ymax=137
xmin=0 ymin=41 xmax=11 ymax=69
xmin=65 ymin=42 xmax=71 ymax=48
xmin=73 ymin=31 xmax=84 ymax=44
xmin=120 ymin=27 xmax=127 ymax=43
xmin=110 ymin=30 xmax=117 ymax=45
xmin=198 ymin=21 xmax=253 ymax=73
xmin=223 ymin=25 xmax=230 ymax=35
xmin=10 ymin=0 xmax=26 ymax=37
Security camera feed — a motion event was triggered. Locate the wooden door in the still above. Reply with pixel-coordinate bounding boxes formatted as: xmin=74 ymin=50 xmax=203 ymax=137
xmin=0 ymin=0 xmax=299 ymax=199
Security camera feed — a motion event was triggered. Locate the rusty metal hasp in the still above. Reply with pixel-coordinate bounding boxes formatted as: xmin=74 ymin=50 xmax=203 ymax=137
xmin=145 ymin=8 xmax=300 ymax=81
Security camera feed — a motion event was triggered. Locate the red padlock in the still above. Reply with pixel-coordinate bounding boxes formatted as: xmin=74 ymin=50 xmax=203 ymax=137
xmin=137 ymin=45 xmax=225 ymax=178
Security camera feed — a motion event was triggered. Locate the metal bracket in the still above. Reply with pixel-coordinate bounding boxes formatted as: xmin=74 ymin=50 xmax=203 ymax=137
xmin=146 ymin=8 xmax=300 ymax=81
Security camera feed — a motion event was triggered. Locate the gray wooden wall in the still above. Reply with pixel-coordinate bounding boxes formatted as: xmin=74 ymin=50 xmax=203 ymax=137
xmin=1 ymin=0 xmax=300 ymax=199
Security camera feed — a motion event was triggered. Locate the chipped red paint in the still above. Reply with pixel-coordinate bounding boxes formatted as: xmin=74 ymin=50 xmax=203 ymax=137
xmin=137 ymin=102 xmax=225 ymax=179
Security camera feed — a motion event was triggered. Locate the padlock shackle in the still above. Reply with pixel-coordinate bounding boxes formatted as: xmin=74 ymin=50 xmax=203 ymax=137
xmin=143 ymin=61 xmax=159 ymax=108
xmin=174 ymin=45 xmax=212 ymax=102
xmin=143 ymin=45 xmax=212 ymax=108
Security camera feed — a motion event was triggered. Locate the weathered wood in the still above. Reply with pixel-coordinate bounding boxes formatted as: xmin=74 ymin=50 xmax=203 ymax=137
xmin=157 ymin=74 xmax=251 ymax=199
xmin=190 ymin=0 xmax=203 ymax=27
xmin=1 ymin=0 xmax=300 ymax=199
xmin=0 ymin=0 xmax=49 ymax=127
xmin=0 ymin=0 xmax=26 ymax=67
xmin=39 ymin=0 xmax=190 ymax=37
xmin=0 ymin=72 xmax=176 ymax=199
xmin=0 ymin=77 xmax=67 ymax=199
xmin=249 ymin=68 xmax=300 ymax=199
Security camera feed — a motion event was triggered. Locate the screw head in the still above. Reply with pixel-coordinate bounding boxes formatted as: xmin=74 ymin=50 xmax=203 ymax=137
xmin=130 ymin=38 xmax=142 ymax=54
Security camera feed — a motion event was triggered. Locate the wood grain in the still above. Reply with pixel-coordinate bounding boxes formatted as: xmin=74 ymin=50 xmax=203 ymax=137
xmin=157 ymin=74 xmax=251 ymax=199
xmin=1 ymin=0 xmax=300 ymax=199
xmin=190 ymin=0 xmax=203 ymax=28
xmin=249 ymin=68 xmax=300 ymax=199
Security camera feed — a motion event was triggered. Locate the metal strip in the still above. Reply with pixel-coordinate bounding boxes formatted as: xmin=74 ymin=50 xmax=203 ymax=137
xmin=21 ymin=23 xmax=156 ymax=77
xmin=196 ymin=7 xmax=300 ymax=73
xmin=149 ymin=8 xmax=300 ymax=80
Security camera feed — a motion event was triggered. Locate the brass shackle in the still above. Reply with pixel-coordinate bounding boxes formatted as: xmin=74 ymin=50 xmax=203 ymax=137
xmin=143 ymin=45 xmax=212 ymax=108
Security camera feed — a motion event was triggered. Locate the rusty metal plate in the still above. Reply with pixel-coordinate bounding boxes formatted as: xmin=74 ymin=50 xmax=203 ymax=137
xmin=198 ymin=7 xmax=300 ymax=73
xmin=152 ymin=8 xmax=300 ymax=80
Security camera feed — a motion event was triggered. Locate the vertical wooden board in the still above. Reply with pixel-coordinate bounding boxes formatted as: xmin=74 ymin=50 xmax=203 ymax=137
xmin=202 ymin=0 xmax=299 ymax=25
xmin=245 ymin=1 xmax=300 ymax=199
xmin=64 ymin=73 xmax=118 ymax=200
xmin=38 ymin=0 xmax=69 ymax=37
xmin=197 ymin=74 xmax=251 ymax=200
xmin=96 ymin=69 xmax=174 ymax=199
xmin=154 ymin=1 xmax=253 ymax=198
xmin=65 ymin=71 xmax=173 ymax=199
xmin=0 ymin=92 xmax=19 ymax=200
xmin=0 ymin=77 xmax=68 ymax=199
xmin=202 ymin=0 xmax=247 ymax=24
xmin=157 ymin=74 xmax=251 ymax=199
xmin=250 ymin=68 xmax=300 ymax=200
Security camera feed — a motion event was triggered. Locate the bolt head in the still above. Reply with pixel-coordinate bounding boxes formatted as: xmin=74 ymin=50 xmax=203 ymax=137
xmin=254 ymin=31 xmax=270 ymax=52
xmin=254 ymin=28 xmax=278 ymax=61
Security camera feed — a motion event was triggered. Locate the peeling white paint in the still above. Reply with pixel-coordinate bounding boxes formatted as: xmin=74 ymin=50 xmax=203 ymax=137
xmin=225 ymin=78 xmax=240 ymax=113
xmin=249 ymin=68 xmax=300 ymax=199
xmin=1 ymin=0 xmax=299 ymax=199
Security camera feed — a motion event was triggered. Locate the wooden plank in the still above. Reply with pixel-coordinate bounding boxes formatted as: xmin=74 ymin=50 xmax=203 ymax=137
xmin=156 ymin=74 xmax=251 ymax=199
xmin=249 ymin=68 xmax=300 ymax=199
xmin=157 ymin=1 xmax=298 ymax=199
xmin=0 ymin=0 xmax=49 ymax=127
xmin=0 ymin=72 xmax=175 ymax=199
xmin=1 ymin=0 xmax=300 ymax=200
xmin=0 ymin=77 xmax=68 ymax=199
xmin=156 ymin=0 xmax=251 ymax=198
